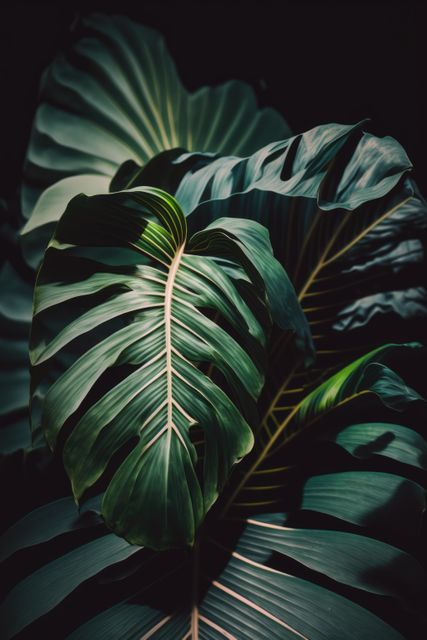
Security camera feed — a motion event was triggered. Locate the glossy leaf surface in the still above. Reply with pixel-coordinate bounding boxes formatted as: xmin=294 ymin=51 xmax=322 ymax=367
xmin=21 ymin=12 xmax=290 ymax=257
xmin=225 ymin=343 xmax=425 ymax=512
xmin=30 ymin=187 xmax=305 ymax=548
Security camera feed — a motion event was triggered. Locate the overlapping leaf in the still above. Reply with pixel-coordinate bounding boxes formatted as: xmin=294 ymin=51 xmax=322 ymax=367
xmin=2 ymin=397 xmax=426 ymax=640
xmin=29 ymin=186 xmax=306 ymax=549
xmin=3 ymin=9 xmax=290 ymax=446
xmin=20 ymin=12 xmax=290 ymax=267
xmin=0 ymin=513 xmax=142 ymax=640
xmin=125 ymin=120 xmax=427 ymax=486
xmin=120 ymin=121 xmax=427 ymax=342
xmin=2 ymin=11 xmax=427 ymax=640
xmin=227 ymin=343 xmax=426 ymax=511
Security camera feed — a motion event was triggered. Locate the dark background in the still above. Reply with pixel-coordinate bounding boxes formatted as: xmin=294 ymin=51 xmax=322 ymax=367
xmin=1 ymin=1 xmax=426 ymax=200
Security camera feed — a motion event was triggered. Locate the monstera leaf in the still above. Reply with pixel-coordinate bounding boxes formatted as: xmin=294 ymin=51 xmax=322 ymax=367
xmin=1 ymin=11 xmax=290 ymax=454
xmin=12 ymin=121 xmax=427 ymax=466
xmin=120 ymin=120 xmax=427 ymax=480
xmin=29 ymin=186 xmax=308 ymax=548
xmin=2 ymin=345 xmax=426 ymax=639
xmin=20 ymin=12 xmax=290 ymax=254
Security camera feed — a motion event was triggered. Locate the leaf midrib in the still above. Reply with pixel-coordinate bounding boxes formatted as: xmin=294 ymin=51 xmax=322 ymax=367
xmin=164 ymin=243 xmax=186 ymax=454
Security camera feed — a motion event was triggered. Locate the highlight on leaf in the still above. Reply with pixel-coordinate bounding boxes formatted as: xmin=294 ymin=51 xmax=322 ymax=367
xmin=20 ymin=12 xmax=290 ymax=269
xmin=224 ymin=342 xmax=426 ymax=514
xmin=29 ymin=186 xmax=305 ymax=549
xmin=109 ymin=119 xmax=427 ymax=398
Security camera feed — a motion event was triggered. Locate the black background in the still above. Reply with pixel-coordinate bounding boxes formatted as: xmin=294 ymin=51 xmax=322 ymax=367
xmin=1 ymin=1 xmax=426 ymax=200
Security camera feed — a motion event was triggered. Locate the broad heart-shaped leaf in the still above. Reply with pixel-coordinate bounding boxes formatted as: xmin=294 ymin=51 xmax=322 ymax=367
xmin=20 ymin=12 xmax=290 ymax=254
xmin=29 ymin=186 xmax=306 ymax=549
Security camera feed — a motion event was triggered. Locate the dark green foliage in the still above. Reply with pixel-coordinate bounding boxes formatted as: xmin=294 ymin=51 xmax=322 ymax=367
xmin=1 ymin=13 xmax=426 ymax=640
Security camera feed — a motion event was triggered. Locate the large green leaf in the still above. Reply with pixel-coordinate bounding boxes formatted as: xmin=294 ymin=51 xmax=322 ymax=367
xmin=116 ymin=120 xmax=421 ymax=253
xmin=2 ymin=12 xmax=426 ymax=639
xmin=105 ymin=125 xmax=427 ymax=506
xmin=30 ymin=186 xmax=306 ymax=549
xmin=224 ymin=343 xmax=425 ymax=512
xmin=3 ymin=443 xmax=426 ymax=640
xmin=240 ymin=512 xmax=425 ymax=602
xmin=299 ymin=471 xmax=426 ymax=535
xmin=20 ymin=12 xmax=290 ymax=265
xmin=175 ymin=122 xmax=412 ymax=212
xmin=66 ymin=560 xmax=405 ymax=640
xmin=3 ymin=346 xmax=424 ymax=638
xmin=4 ymin=10 xmax=290 ymax=449
xmin=123 ymin=120 xmax=427 ymax=408
xmin=153 ymin=131 xmax=425 ymax=348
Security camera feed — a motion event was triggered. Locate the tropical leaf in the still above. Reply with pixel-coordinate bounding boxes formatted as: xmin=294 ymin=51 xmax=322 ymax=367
xmin=120 ymin=120 xmax=427 ymax=339
xmin=2 ymin=413 xmax=426 ymax=640
xmin=2 ymin=12 xmax=426 ymax=640
xmin=123 ymin=119 xmax=427 ymax=479
xmin=2 ymin=345 xmax=424 ymax=638
xmin=20 ymin=12 xmax=290 ymax=266
xmin=64 ymin=536 xmax=408 ymax=640
xmin=3 ymin=7 xmax=292 ymax=457
xmin=292 ymin=343 xmax=424 ymax=427
xmin=239 ymin=511 xmax=425 ymax=601
xmin=7 ymin=8 xmax=294 ymax=462
xmin=29 ymin=186 xmax=307 ymax=549
xmin=224 ymin=343 xmax=426 ymax=512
